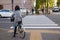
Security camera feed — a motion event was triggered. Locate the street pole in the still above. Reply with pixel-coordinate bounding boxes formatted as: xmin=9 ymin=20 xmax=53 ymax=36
xmin=12 ymin=0 xmax=13 ymax=11
xmin=47 ymin=0 xmax=48 ymax=14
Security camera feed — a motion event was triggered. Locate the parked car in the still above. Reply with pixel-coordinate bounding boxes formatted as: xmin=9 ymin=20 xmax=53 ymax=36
xmin=20 ymin=8 xmax=27 ymax=16
xmin=0 ymin=9 xmax=13 ymax=17
xmin=20 ymin=8 xmax=27 ymax=12
xmin=52 ymin=7 xmax=60 ymax=12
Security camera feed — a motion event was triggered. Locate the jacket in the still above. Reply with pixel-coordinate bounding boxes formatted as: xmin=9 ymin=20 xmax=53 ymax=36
xmin=14 ymin=10 xmax=22 ymax=22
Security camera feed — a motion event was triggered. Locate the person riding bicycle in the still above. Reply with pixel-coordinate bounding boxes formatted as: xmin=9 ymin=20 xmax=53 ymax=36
xmin=13 ymin=5 xmax=22 ymax=37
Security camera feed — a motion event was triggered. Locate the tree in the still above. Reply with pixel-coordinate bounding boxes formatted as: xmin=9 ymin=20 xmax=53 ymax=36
xmin=57 ymin=0 xmax=60 ymax=7
xmin=39 ymin=0 xmax=46 ymax=8
xmin=35 ymin=0 xmax=54 ymax=14
xmin=35 ymin=0 xmax=40 ymax=14
xmin=11 ymin=0 xmax=13 ymax=11
xmin=35 ymin=0 xmax=46 ymax=14
xmin=48 ymin=0 xmax=54 ymax=8
xmin=0 ymin=5 xmax=3 ymax=9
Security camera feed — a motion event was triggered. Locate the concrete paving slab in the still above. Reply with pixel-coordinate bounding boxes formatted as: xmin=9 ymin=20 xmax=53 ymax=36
xmin=42 ymin=33 xmax=60 ymax=40
xmin=0 ymin=31 xmax=30 ymax=40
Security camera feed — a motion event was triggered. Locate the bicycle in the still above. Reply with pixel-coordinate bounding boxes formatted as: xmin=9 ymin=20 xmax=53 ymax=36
xmin=13 ymin=21 xmax=25 ymax=39
xmin=11 ymin=16 xmax=25 ymax=39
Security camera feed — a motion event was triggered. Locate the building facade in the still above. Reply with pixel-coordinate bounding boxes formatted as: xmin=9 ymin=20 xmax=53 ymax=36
xmin=0 ymin=0 xmax=34 ymax=11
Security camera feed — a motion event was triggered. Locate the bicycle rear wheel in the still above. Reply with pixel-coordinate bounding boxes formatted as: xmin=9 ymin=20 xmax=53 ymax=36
xmin=18 ymin=26 xmax=25 ymax=39
xmin=20 ymin=31 xmax=25 ymax=39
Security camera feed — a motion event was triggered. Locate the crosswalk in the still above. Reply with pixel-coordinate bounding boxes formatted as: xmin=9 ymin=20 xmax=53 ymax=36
xmin=22 ymin=15 xmax=59 ymax=27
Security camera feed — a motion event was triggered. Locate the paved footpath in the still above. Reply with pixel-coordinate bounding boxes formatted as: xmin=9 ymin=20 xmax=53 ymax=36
xmin=0 ymin=28 xmax=60 ymax=40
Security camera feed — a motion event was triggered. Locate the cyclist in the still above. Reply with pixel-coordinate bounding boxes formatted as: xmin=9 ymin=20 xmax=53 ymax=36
xmin=13 ymin=5 xmax=22 ymax=37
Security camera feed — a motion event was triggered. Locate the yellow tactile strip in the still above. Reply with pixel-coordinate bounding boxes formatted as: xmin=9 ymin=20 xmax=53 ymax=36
xmin=8 ymin=29 xmax=60 ymax=40
xmin=26 ymin=30 xmax=60 ymax=40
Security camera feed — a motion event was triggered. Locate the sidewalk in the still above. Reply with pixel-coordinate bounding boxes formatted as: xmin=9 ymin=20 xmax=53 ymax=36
xmin=0 ymin=29 xmax=30 ymax=40
xmin=0 ymin=28 xmax=60 ymax=40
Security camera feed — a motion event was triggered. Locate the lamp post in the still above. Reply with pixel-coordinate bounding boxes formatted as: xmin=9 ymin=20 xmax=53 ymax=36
xmin=46 ymin=0 xmax=48 ymax=14
xmin=34 ymin=0 xmax=36 ymax=14
xmin=22 ymin=0 xmax=26 ymax=8
xmin=11 ymin=0 xmax=13 ymax=11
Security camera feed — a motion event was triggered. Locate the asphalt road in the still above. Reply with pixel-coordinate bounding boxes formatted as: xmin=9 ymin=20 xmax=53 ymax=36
xmin=0 ymin=15 xmax=26 ymax=29
xmin=46 ymin=12 xmax=60 ymax=26
xmin=0 ymin=18 xmax=13 ymax=29
xmin=0 ymin=12 xmax=60 ymax=30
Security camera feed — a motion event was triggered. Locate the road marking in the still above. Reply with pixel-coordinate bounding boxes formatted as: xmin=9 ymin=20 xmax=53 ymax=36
xmin=23 ymin=27 xmax=60 ymax=28
xmin=10 ymin=26 xmax=14 ymax=29
xmin=53 ymin=13 xmax=60 ymax=15
xmin=10 ymin=25 xmax=60 ymax=29
xmin=0 ymin=22 xmax=13 ymax=23
xmin=23 ymin=24 xmax=58 ymax=26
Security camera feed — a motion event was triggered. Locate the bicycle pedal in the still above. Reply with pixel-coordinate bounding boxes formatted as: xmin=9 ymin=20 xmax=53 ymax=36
xmin=16 ymin=33 xmax=18 ymax=34
xmin=20 ymin=30 xmax=23 ymax=33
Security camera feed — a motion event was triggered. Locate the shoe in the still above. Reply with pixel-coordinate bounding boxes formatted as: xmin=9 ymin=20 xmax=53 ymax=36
xmin=13 ymin=35 xmax=16 ymax=37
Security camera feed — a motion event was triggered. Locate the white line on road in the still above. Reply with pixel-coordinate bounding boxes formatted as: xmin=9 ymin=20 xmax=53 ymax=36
xmin=53 ymin=13 xmax=60 ymax=15
xmin=10 ymin=26 xmax=60 ymax=29
xmin=10 ymin=26 xmax=14 ymax=29
xmin=23 ymin=24 xmax=58 ymax=26
xmin=23 ymin=27 xmax=60 ymax=28
xmin=0 ymin=22 xmax=13 ymax=23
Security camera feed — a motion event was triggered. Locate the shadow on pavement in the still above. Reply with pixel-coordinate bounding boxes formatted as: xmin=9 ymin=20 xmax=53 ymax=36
xmin=0 ymin=30 xmax=30 ymax=40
